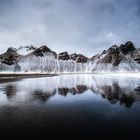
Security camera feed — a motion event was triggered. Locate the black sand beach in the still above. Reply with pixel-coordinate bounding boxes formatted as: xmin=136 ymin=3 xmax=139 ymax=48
xmin=0 ymin=73 xmax=57 ymax=83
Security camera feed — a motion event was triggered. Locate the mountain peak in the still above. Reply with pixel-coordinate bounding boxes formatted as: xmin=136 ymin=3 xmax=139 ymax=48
xmin=0 ymin=47 xmax=20 ymax=65
xmin=58 ymin=52 xmax=69 ymax=60
xmin=7 ymin=47 xmax=17 ymax=53
xmin=33 ymin=45 xmax=53 ymax=57
xmin=119 ymin=41 xmax=135 ymax=55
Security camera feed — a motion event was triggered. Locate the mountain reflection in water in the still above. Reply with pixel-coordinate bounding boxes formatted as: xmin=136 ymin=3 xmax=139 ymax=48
xmin=0 ymin=74 xmax=140 ymax=108
xmin=1 ymin=74 xmax=140 ymax=139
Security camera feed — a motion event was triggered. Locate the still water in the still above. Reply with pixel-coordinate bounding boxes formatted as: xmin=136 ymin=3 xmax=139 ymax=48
xmin=0 ymin=74 xmax=140 ymax=138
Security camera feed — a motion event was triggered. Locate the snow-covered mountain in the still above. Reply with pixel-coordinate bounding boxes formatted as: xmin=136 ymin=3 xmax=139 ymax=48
xmin=0 ymin=41 xmax=140 ymax=72
xmin=90 ymin=41 xmax=140 ymax=72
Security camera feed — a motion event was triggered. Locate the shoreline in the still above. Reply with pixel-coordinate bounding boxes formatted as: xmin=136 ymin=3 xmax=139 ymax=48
xmin=0 ymin=73 xmax=57 ymax=83
xmin=0 ymin=72 xmax=140 ymax=83
xmin=0 ymin=72 xmax=140 ymax=77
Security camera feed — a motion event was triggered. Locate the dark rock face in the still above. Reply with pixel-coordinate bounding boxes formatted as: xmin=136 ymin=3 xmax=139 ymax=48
xmin=58 ymin=52 xmax=69 ymax=60
xmin=69 ymin=53 xmax=77 ymax=61
xmin=112 ymin=54 xmax=122 ymax=66
xmin=107 ymin=45 xmax=119 ymax=54
xmin=69 ymin=53 xmax=89 ymax=63
xmin=98 ymin=55 xmax=112 ymax=63
xmin=134 ymin=58 xmax=140 ymax=64
xmin=7 ymin=47 xmax=17 ymax=53
xmin=33 ymin=45 xmax=57 ymax=58
xmin=58 ymin=52 xmax=89 ymax=63
xmin=119 ymin=41 xmax=135 ymax=55
xmin=97 ymin=47 xmax=122 ymax=66
xmin=76 ymin=54 xmax=89 ymax=63
xmin=0 ymin=47 xmax=20 ymax=65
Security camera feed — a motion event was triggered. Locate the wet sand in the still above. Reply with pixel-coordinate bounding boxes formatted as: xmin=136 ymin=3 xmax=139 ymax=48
xmin=0 ymin=73 xmax=57 ymax=83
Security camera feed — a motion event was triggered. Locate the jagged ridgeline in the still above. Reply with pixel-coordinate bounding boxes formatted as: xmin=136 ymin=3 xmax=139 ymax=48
xmin=0 ymin=41 xmax=140 ymax=72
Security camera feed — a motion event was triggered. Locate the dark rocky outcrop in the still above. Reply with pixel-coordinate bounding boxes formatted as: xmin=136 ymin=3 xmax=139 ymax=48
xmin=134 ymin=58 xmax=140 ymax=64
xmin=97 ymin=55 xmax=112 ymax=63
xmin=119 ymin=41 xmax=135 ymax=55
xmin=58 ymin=52 xmax=89 ymax=63
xmin=69 ymin=53 xmax=89 ymax=63
xmin=97 ymin=46 xmax=122 ymax=66
xmin=58 ymin=52 xmax=69 ymax=60
xmin=69 ymin=53 xmax=77 ymax=61
xmin=75 ymin=54 xmax=89 ymax=63
xmin=33 ymin=45 xmax=57 ymax=58
xmin=0 ymin=47 xmax=20 ymax=65
xmin=112 ymin=54 xmax=122 ymax=66
xmin=107 ymin=45 xmax=119 ymax=54
xmin=7 ymin=47 xmax=17 ymax=53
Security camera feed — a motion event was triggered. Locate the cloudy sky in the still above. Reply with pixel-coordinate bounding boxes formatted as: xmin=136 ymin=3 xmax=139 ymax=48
xmin=0 ymin=0 xmax=140 ymax=56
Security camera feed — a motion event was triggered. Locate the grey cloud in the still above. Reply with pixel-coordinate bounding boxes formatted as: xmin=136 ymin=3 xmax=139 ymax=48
xmin=0 ymin=0 xmax=140 ymax=56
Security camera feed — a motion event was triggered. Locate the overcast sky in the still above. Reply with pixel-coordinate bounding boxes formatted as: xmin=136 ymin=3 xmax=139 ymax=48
xmin=0 ymin=0 xmax=140 ymax=56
